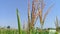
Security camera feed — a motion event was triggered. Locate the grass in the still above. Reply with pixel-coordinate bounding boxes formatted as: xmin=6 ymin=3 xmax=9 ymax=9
xmin=16 ymin=9 xmax=22 ymax=34
xmin=0 ymin=28 xmax=59 ymax=34
xmin=0 ymin=28 xmax=18 ymax=34
xmin=0 ymin=9 xmax=59 ymax=34
xmin=0 ymin=0 xmax=59 ymax=34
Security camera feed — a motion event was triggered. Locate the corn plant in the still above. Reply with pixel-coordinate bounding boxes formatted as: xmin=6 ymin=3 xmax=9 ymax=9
xmin=16 ymin=9 xmax=22 ymax=34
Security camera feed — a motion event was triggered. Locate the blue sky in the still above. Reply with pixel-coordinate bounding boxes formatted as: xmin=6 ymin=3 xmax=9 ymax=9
xmin=0 ymin=0 xmax=60 ymax=29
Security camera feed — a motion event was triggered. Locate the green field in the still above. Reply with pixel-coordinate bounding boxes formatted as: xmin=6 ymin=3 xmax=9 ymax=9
xmin=0 ymin=28 xmax=59 ymax=34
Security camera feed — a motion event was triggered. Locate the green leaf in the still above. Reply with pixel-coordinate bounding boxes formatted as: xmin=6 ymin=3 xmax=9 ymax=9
xmin=16 ymin=8 xmax=22 ymax=34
